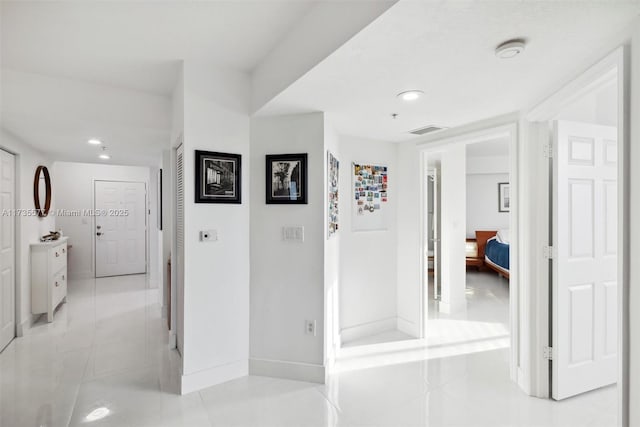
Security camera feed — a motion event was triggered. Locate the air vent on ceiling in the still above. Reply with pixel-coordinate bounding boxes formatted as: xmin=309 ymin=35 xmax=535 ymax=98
xmin=409 ymin=125 xmax=447 ymax=136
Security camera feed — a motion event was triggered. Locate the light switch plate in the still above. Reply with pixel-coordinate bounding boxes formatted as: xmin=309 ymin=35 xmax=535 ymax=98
xmin=283 ymin=226 xmax=304 ymax=242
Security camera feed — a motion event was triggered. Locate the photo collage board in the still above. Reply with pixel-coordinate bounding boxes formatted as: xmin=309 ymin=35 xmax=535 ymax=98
xmin=328 ymin=151 xmax=339 ymax=238
xmin=352 ymin=163 xmax=388 ymax=231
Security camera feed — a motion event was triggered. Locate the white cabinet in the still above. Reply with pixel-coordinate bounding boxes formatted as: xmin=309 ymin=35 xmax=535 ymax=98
xmin=31 ymin=237 xmax=68 ymax=322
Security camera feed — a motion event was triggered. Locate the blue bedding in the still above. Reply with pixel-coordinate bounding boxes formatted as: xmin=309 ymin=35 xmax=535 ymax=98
xmin=485 ymin=238 xmax=509 ymax=270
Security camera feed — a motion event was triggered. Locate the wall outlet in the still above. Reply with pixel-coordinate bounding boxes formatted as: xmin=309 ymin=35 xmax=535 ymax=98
xmin=199 ymin=230 xmax=218 ymax=242
xmin=305 ymin=320 xmax=316 ymax=336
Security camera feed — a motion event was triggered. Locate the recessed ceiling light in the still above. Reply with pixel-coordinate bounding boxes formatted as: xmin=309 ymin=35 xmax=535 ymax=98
xmin=397 ymin=90 xmax=424 ymax=101
xmin=99 ymin=154 xmax=110 ymax=160
xmin=88 ymin=138 xmax=102 ymax=145
xmin=495 ymin=39 xmax=526 ymax=59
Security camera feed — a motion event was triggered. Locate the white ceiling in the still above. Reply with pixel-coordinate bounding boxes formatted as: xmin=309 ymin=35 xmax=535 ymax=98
xmin=0 ymin=0 xmax=321 ymax=165
xmin=257 ymin=0 xmax=640 ymax=142
xmin=1 ymin=1 xmax=317 ymax=95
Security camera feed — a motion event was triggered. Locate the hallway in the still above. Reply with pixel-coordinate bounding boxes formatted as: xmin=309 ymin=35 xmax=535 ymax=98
xmin=0 ymin=274 xmax=617 ymax=426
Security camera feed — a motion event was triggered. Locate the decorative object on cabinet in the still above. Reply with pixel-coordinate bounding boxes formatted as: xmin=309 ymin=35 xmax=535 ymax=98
xmin=265 ymin=153 xmax=308 ymax=204
xmin=31 ymin=237 xmax=68 ymax=322
xmin=40 ymin=231 xmax=61 ymax=242
xmin=327 ymin=151 xmax=339 ymax=237
xmin=33 ymin=165 xmax=52 ymax=217
xmin=195 ymin=150 xmax=241 ymax=204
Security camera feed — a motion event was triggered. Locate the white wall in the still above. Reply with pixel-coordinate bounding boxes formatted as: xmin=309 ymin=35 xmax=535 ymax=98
xmin=249 ymin=113 xmax=325 ymax=382
xmin=179 ymin=62 xmax=250 ymax=393
xmin=338 ymin=135 xmax=399 ymax=342
xmin=439 ymin=144 xmax=467 ymax=314
xmin=466 ymin=173 xmax=510 ymax=238
xmin=53 ymin=162 xmax=152 ymax=281
xmin=396 ymin=142 xmax=422 ymax=337
xmin=0 ymin=129 xmax=55 ymax=333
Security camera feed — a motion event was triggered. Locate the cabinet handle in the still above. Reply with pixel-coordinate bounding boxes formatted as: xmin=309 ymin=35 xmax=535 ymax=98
xmin=55 ymin=252 xmax=59 ymax=257
xmin=62 ymin=248 xmax=66 ymax=254
xmin=62 ymin=275 xmax=65 ymax=280
xmin=55 ymin=281 xmax=59 ymax=287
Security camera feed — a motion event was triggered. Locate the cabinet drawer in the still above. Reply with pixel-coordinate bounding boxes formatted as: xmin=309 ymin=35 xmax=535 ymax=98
xmin=49 ymin=242 xmax=67 ymax=274
xmin=52 ymin=269 xmax=67 ymax=306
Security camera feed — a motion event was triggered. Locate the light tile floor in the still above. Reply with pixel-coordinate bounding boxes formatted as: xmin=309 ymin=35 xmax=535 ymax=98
xmin=0 ymin=273 xmax=617 ymax=427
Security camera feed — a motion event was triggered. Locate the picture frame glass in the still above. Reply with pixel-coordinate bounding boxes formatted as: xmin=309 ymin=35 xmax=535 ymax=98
xmin=265 ymin=154 xmax=308 ymax=204
xmin=195 ymin=150 xmax=241 ymax=204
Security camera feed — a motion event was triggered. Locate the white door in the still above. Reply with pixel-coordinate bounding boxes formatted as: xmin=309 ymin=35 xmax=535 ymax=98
xmin=0 ymin=150 xmax=15 ymax=352
xmin=95 ymin=181 xmax=147 ymax=277
xmin=552 ymin=120 xmax=618 ymax=400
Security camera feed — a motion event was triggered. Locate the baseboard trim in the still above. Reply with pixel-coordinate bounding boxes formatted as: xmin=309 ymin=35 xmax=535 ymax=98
xmin=249 ymin=358 xmax=326 ymax=384
xmin=397 ymin=316 xmax=418 ymax=337
xmin=180 ymin=359 xmax=248 ymax=395
xmin=16 ymin=313 xmax=41 ymax=337
xmin=340 ymin=317 xmax=397 ymax=344
xmin=438 ymin=299 xmax=467 ymax=314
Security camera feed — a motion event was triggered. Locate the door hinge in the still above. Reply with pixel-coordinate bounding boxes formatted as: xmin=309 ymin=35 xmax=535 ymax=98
xmin=543 ymin=143 xmax=553 ymax=158
xmin=543 ymin=245 xmax=554 ymax=260
xmin=543 ymin=346 xmax=553 ymax=360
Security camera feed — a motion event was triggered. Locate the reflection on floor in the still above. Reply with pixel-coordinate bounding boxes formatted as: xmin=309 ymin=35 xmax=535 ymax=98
xmin=0 ymin=273 xmax=617 ymax=426
xmin=427 ymin=271 xmax=510 ymax=354
xmin=342 ymin=329 xmax=414 ymax=348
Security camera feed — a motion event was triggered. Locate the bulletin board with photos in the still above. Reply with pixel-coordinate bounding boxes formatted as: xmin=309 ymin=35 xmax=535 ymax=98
xmin=352 ymin=163 xmax=388 ymax=231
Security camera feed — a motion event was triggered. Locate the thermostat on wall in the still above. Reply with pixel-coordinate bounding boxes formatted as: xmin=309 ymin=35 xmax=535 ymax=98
xmin=200 ymin=230 xmax=217 ymax=242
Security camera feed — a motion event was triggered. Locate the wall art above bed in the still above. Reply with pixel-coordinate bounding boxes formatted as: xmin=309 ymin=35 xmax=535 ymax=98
xmin=352 ymin=162 xmax=388 ymax=231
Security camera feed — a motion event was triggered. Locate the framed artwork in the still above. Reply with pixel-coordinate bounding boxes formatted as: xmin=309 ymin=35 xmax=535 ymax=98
xmin=266 ymin=153 xmax=308 ymax=204
xmin=352 ymin=163 xmax=388 ymax=231
xmin=195 ymin=150 xmax=241 ymax=204
xmin=327 ymin=151 xmax=339 ymax=237
xmin=498 ymin=182 xmax=510 ymax=212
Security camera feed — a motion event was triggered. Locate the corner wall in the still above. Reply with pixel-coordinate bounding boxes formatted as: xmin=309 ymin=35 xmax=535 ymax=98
xmin=179 ymin=62 xmax=251 ymax=393
xmin=249 ymin=113 xmax=326 ymax=383
xmin=337 ymin=135 xmax=400 ymax=343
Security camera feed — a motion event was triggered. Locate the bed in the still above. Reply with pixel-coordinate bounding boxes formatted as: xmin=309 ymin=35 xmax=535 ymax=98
xmin=484 ymin=230 xmax=510 ymax=279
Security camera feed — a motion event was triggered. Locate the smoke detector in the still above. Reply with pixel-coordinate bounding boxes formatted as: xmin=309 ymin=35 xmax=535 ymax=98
xmin=495 ymin=39 xmax=526 ymax=59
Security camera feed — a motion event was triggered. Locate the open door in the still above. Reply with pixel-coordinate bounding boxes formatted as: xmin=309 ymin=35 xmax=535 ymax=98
xmin=552 ymin=120 xmax=618 ymax=400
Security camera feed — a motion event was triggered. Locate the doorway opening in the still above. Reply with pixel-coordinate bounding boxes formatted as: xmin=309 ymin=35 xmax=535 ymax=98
xmin=526 ymin=46 xmax=627 ymax=422
xmin=422 ymin=130 xmax=515 ymax=365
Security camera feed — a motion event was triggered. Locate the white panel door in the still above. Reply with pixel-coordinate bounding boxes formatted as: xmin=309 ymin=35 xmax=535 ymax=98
xmin=0 ymin=150 xmax=15 ymax=352
xmin=552 ymin=121 xmax=618 ymax=400
xmin=95 ymin=181 xmax=147 ymax=277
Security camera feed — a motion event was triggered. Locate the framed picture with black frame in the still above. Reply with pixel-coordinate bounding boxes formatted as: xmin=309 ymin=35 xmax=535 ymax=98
xmin=498 ymin=182 xmax=510 ymax=212
xmin=265 ymin=153 xmax=308 ymax=204
xmin=195 ymin=150 xmax=241 ymax=204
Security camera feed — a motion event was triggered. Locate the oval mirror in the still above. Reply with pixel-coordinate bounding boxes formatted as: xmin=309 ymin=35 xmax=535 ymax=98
xmin=34 ymin=165 xmax=52 ymax=217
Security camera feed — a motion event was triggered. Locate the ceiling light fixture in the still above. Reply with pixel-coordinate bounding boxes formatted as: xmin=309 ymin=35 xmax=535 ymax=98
xmin=397 ymin=90 xmax=424 ymax=101
xmin=88 ymin=138 xmax=102 ymax=145
xmin=495 ymin=39 xmax=526 ymax=59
